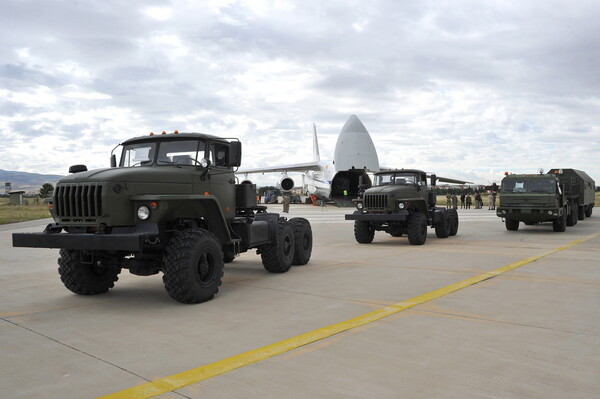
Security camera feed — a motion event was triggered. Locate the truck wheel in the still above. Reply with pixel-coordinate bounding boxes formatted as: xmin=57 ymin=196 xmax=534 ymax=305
xmin=505 ymin=218 xmax=519 ymax=231
xmin=566 ymin=208 xmax=577 ymax=226
xmin=448 ymin=209 xmax=459 ymax=236
xmin=162 ymin=228 xmax=224 ymax=304
xmin=553 ymin=212 xmax=567 ymax=232
xmin=58 ymin=249 xmax=121 ymax=295
xmin=223 ymin=246 xmax=235 ymax=263
xmin=261 ymin=221 xmax=295 ymax=273
xmin=354 ymin=221 xmax=375 ymax=243
xmin=578 ymin=205 xmax=585 ymax=220
xmin=407 ymin=213 xmax=427 ymax=245
xmin=435 ymin=212 xmax=450 ymax=238
xmin=389 ymin=226 xmax=403 ymax=237
xmin=289 ymin=218 xmax=312 ymax=265
xmin=585 ymin=205 xmax=593 ymax=217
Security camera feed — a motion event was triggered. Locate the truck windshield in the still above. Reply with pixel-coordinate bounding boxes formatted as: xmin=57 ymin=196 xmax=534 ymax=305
xmin=376 ymin=173 xmax=417 ymax=185
xmin=156 ymin=140 xmax=205 ymax=166
xmin=120 ymin=143 xmax=156 ymax=167
xmin=120 ymin=140 xmax=205 ymax=167
xmin=501 ymin=178 xmax=556 ymax=193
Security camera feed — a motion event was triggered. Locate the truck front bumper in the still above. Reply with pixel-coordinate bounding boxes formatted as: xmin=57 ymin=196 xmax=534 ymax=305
xmin=12 ymin=223 xmax=160 ymax=252
xmin=496 ymin=207 xmax=563 ymax=223
xmin=345 ymin=210 xmax=409 ymax=221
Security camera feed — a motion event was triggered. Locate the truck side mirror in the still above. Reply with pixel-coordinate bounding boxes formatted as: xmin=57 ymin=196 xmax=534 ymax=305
xmin=110 ymin=154 xmax=117 ymax=168
xmin=229 ymin=141 xmax=242 ymax=167
xmin=430 ymin=174 xmax=437 ymax=187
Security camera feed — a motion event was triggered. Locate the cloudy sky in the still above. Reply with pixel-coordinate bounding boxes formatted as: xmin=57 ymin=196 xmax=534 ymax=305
xmin=1 ymin=0 xmax=599 ymax=186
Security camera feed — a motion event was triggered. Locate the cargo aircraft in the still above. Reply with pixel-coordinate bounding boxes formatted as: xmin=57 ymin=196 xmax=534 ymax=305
xmin=238 ymin=115 xmax=380 ymax=206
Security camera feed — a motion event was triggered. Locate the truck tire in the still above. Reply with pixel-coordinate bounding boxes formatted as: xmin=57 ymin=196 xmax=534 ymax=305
xmin=435 ymin=211 xmax=450 ymax=238
xmin=389 ymin=226 xmax=403 ymax=237
xmin=223 ymin=246 xmax=235 ymax=263
xmin=407 ymin=212 xmax=427 ymax=245
xmin=261 ymin=221 xmax=295 ymax=273
xmin=566 ymin=207 xmax=577 ymax=226
xmin=585 ymin=204 xmax=593 ymax=217
xmin=553 ymin=212 xmax=567 ymax=232
xmin=578 ymin=205 xmax=585 ymax=220
xmin=289 ymin=218 xmax=312 ymax=265
xmin=354 ymin=220 xmax=375 ymax=243
xmin=448 ymin=209 xmax=459 ymax=236
xmin=162 ymin=228 xmax=224 ymax=304
xmin=505 ymin=218 xmax=519 ymax=231
xmin=58 ymin=249 xmax=121 ymax=295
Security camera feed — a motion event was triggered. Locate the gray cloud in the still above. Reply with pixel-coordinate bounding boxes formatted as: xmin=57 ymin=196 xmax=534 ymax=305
xmin=1 ymin=0 xmax=599 ymax=184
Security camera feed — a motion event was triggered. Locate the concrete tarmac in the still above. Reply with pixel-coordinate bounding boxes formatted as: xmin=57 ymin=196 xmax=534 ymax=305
xmin=1 ymin=206 xmax=599 ymax=398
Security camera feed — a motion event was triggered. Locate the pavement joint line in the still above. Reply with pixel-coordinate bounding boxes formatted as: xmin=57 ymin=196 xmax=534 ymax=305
xmin=416 ymin=309 xmax=600 ymax=338
xmin=1 ymin=317 xmax=150 ymax=384
xmin=98 ymin=232 xmax=600 ymax=399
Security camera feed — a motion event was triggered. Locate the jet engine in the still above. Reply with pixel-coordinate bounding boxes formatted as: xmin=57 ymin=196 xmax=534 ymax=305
xmin=279 ymin=177 xmax=295 ymax=192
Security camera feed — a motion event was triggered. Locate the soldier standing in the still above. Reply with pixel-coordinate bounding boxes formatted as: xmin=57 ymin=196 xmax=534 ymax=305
xmin=460 ymin=193 xmax=465 ymax=209
xmin=446 ymin=193 xmax=451 ymax=209
xmin=282 ymin=192 xmax=290 ymax=213
xmin=451 ymin=193 xmax=458 ymax=209
xmin=466 ymin=194 xmax=472 ymax=209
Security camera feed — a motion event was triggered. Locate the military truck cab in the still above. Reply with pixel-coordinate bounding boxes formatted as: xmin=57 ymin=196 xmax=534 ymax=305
xmin=345 ymin=169 xmax=459 ymax=245
xmin=13 ymin=132 xmax=313 ymax=304
xmin=496 ymin=173 xmax=569 ymax=232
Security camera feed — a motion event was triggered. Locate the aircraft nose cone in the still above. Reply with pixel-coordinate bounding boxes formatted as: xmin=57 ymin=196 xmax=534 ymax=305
xmin=340 ymin=114 xmax=368 ymax=134
xmin=334 ymin=115 xmax=380 ymax=172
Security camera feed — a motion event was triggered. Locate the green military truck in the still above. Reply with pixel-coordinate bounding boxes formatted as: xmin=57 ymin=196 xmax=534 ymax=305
xmin=13 ymin=132 xmax=313 ymax=304
xmin=547 ymin=169 xmax=595 ymax=220
xmin=345 ymin=169 xmax=462 ymax=245
xmin=496 ymin=172 xmax=571 ymax=231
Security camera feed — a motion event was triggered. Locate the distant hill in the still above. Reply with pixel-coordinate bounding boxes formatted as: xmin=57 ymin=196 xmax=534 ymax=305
xmin=1 ymin=169 xmax=64 ymax=194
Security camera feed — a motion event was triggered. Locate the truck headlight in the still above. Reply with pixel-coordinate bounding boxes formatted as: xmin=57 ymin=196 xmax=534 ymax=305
xmin=137 ymin=206 xmax=150 ymax=220
xmin=357 ymin=203 xmax=363 ymax=210
xmin=398 ymin=202 xmax=405 ymax=209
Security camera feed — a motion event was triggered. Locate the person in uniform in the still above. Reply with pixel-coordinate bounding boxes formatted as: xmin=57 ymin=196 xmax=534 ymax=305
xmin=282 ymin=192 xmax=290 ymax=213
xmin=465 ymin=194 xmax=472 ymax=209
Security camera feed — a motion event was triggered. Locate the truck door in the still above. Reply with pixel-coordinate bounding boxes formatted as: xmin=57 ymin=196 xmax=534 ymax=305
xmin=207 ymin=142 xmax=236 ymax=221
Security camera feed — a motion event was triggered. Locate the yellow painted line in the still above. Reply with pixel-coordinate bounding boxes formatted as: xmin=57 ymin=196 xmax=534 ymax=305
xmin=100 ymin=233 xmax=599 ymax=399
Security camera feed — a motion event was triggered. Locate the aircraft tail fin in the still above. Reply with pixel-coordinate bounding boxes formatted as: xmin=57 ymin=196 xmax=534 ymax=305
xmin=312 ymin=123 xmax=321 ymax=163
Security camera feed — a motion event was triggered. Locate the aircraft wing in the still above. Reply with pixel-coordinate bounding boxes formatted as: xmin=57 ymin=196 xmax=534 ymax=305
xmin=434 ymin=175 xmax=473 ymax=185
xmin=237 ymin=162 xmax=321 ymax=174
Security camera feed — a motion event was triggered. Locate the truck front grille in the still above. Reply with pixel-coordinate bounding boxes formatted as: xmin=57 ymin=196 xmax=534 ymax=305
xmin=54 ymin=183 xmax=103 ymax=221
xmin=364 ymin=194 xmax=387 ymax=210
